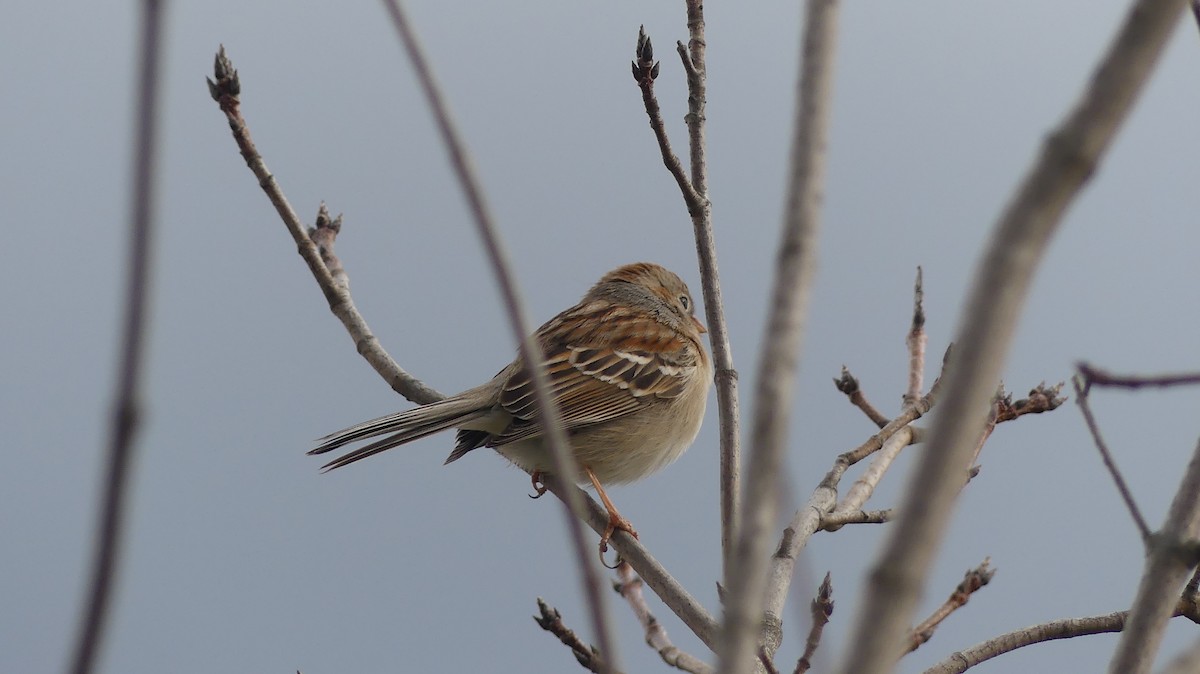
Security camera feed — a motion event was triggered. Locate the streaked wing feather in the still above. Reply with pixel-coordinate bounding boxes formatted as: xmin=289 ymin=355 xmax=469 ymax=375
xmin=489 ymin=324 xmax=696 ymax=447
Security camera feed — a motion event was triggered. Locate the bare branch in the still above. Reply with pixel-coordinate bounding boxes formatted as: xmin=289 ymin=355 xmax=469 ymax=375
xmin=377 ymin=2 xmax=621 ymax=670
xmin=830 ymin=426 xmax=915 ymax=523
xmin=1078 ymin=362 xmax=1200 ymax=390
xmin=68 ymin=3 xmax=163 ymax=673
xmin=1073 ymin=374 xmax=1152 ymax=540
xmin=793 ymin=573 xmax=834 ymax=674
xmin=614 ymin=563 xmax=714 ymax=674
xmin=717 ymin=2 xmax=840 ymax=671
xmin=907 ymin=559 xmax=995 ymax=654
xmin=535 ymin=598 xmax=607 ymax=673
xmin=762 ymin=383 xmax=941 ymax=660
xmin=833 ymin=367 xmax=889 ymax=428
xmin=923 ymin=598 xmax=1200 ymax=674
xmin=820 ymin=508 xmax=894 ymax=530
xmin=836 ymin=1 xmax=1189 ymax=670
xmin=208 ymin=48 xmax=442 ymax=406
xmin=632 ymin=26 xmax=701 ymax=209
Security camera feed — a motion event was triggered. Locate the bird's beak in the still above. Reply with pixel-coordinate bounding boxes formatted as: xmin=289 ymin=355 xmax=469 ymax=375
xmin=692 ymin=315 xmax=708 ymax=334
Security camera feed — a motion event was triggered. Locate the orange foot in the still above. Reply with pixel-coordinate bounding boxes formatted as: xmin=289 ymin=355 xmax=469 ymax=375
xmin=587 ymin=467 xmax=639 ymax=567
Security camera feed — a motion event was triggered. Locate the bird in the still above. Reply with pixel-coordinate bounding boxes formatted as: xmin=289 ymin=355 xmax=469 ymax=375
xmin=309 ymin=261 xmax=712 ymax=553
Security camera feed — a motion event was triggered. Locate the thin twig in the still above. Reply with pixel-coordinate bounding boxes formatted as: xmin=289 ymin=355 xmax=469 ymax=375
xmin=67 ymin=3 xmax=163 ymax=673
xmin=207 ymin=48 xmax=442 ymax=405
xmin=534 ymin=598 xmax=608 ymax=673
xmin=377 ymin=2 xmax=620 ymax=670
xmin=905 ymin=267 xmax=926 ymax=405
xmin=836 ymin=2 xmax=1189 ymax=671
xmin=632 ymin=27 xmax=701 ymax=208
xmin=762 ymin=381 xmax=942 ymax=642
xmin=833 ymin=367 xmax=889 ymax=428
xmin=614 ymin=563 xmax=714 ymax=674
xmin=633 ymin=13 xmax=741 ymax=586
xmin=907 ymin=559 xmax=995 ymax=654
xmin=819 ymin=508 xmax=894 ymax=530
xmin=923 ymin=598 xmax=1200 ymax=674
xmin=1072 ymin=374 xmax=1152 ymax=540
xmin=1077 ymin=362 xmax=1200 ymax=390
xmin=793 ymin=573 xmax=834 ymax=674
xmin=717 ymin=2 xmax=839 ymax=671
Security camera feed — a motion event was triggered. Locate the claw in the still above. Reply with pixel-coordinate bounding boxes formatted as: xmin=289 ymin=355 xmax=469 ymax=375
xmin=528 ymin=470 xmax=548 ymax=499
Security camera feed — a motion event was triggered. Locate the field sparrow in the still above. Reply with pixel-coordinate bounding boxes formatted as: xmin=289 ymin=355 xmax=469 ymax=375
xmin=310 ymin=262 xmax=712 ymax=551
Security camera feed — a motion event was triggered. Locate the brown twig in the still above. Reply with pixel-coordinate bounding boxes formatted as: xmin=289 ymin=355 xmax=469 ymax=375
xmin=632 ymin=26 xmax=700 ymax=209
xmin=907 ymin=559 xmax=995 ymax=654
xmin=68 ymin=3 xmax=163 ymax=674
xmin=969 ymin=381 xmax=1065 ymax=469
xmin=922 ymin=597 xmax=1200 ymax=674
xmin=1077 ymin=362 xmax=1200 ymax=390
xmin=207 ymin=47 xmax=442 ymax=406
xmin=534 ymin=598 xmax=609 ymax=673
xmin=613 ymin=563 xmax=713 ymax=674
xmin=794 ymin=573 xmax=834 ymax=674
xmin=833 ymin=367 xmax=889 ymax=428
xmin=905 ymin=267 xmax=926 ymax=406
xmin=759 ymin=650 xmax=781 ymax=674
xmin=1072 ymin=374 xmax=1151 ymax=540
xmin=632 ymin=12 xmax=741 ymax=587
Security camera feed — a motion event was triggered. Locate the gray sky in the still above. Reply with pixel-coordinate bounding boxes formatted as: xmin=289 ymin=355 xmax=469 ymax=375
xmin=5 ymin=1 xmax=1200 ymax=673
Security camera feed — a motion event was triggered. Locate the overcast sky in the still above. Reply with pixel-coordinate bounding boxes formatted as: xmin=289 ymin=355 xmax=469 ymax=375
xmin=5 ymin=2 xmax=1200 ymax=673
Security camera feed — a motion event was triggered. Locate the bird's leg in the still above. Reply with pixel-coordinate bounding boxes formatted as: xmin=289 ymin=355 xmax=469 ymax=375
xmin=587 ymin=467 xmax=638 ymax=561
xmin=528 ymin=470 xmax=548 ymax=499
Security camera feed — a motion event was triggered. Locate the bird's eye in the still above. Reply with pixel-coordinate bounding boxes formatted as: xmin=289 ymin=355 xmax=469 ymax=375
xmin=678 ymin=294 xmax=691 ymax=312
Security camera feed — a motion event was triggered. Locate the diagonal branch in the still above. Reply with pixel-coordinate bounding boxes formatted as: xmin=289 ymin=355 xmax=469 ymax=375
xmin=207 ymin=48 xmax=442 ymax=406
xmin=836 ymin=2 xmax=1190 ymax=672
xmin=1073 ymin=373 xmax=1151 ymax=540
xmin=907 ymin=559 xmax=995 ymax=654
xmin=614 ymin=562 xmax=714 ymax=674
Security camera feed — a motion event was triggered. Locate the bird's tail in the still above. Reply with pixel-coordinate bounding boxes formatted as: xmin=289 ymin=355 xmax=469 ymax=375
xmin=308 ymin=394 xmax=490 ymax=472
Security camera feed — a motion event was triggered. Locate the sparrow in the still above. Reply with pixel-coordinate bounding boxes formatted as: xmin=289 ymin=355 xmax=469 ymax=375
xmin=310 ymin=262 xmax=712 ymax=552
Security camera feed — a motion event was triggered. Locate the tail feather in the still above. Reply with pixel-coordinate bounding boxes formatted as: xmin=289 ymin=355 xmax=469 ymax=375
xmin=317 ymin=409 xmax=489 ymax=471
xmin=309 ymin=395 xmax=489 ymax=468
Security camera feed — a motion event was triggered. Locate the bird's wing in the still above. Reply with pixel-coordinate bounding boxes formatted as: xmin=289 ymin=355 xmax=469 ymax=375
xmin=487 ymin=313 xmax=700 ymax=447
